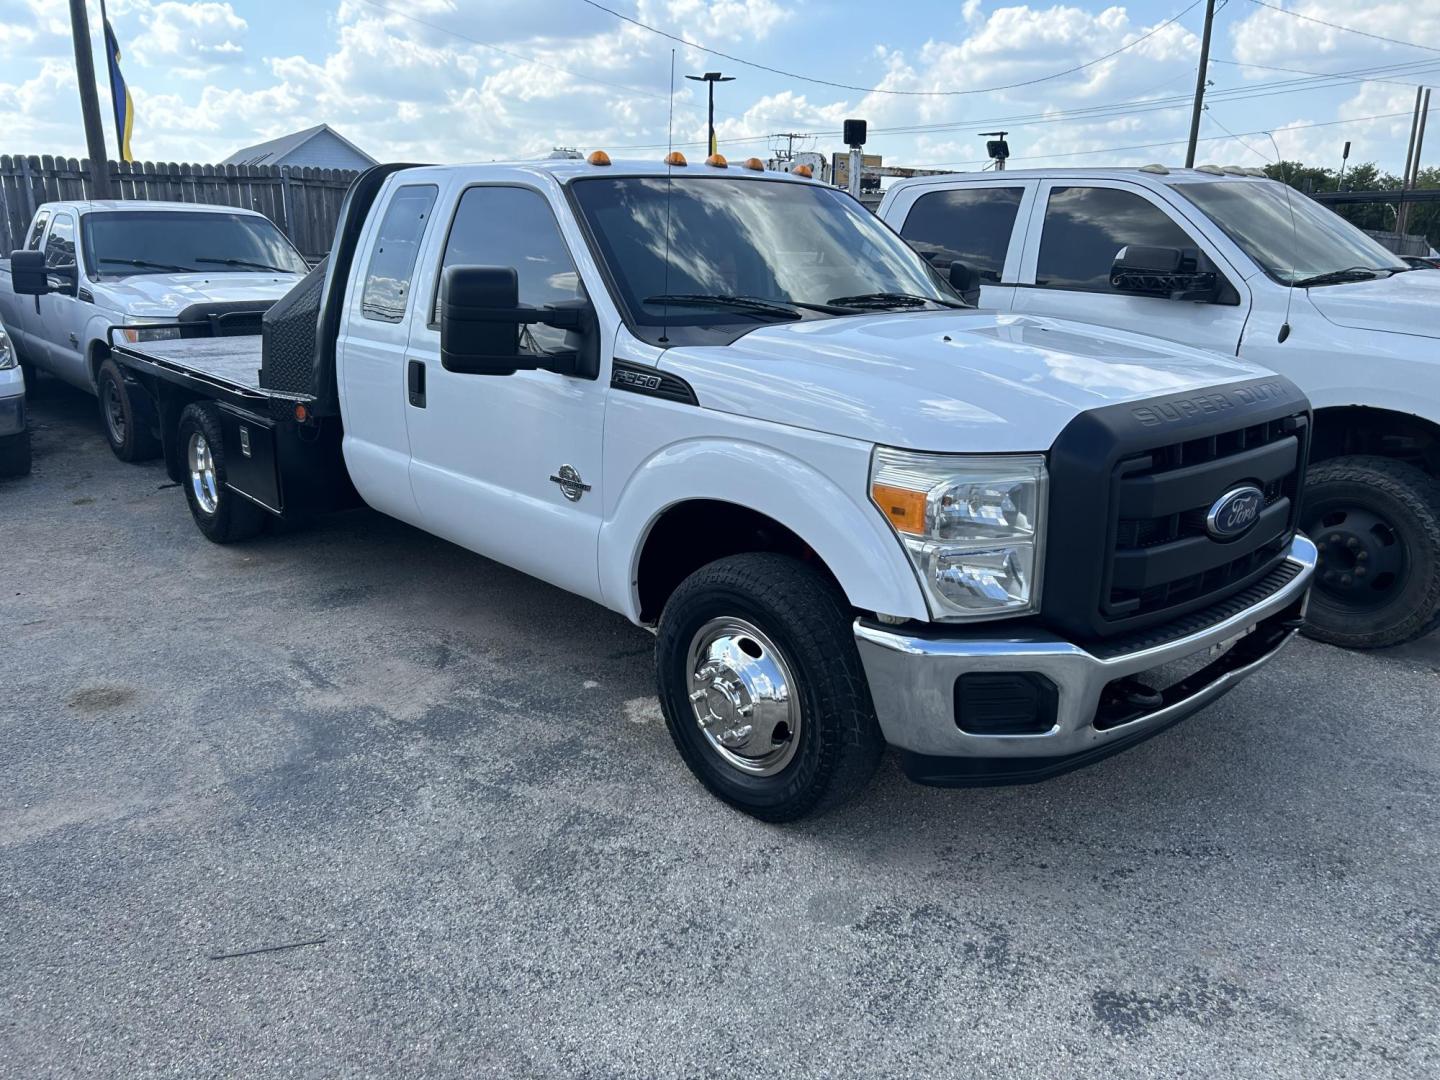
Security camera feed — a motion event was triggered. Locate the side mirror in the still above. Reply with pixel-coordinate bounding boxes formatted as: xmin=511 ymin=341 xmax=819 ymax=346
xmin=9 ymin=250 xmax=50 ymax=296
xmin=1110 ymin=245 xmax=1217 ymax=302
xmin=440 ymin=265 xmax=594 ymax=378
xmin=948 ymin=260 xmax=981 ymax=307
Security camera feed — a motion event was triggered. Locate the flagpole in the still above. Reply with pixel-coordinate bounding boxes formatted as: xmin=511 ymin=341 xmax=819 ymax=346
xmin=67 ymin=0 xmax=112 ymax=197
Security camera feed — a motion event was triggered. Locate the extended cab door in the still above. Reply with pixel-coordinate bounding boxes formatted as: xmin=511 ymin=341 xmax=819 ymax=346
xmin=36 ymin=212 xmax=88 ymax=385
xmin=336 ymin=181 xmax=442 ymax=525
xmin=401 ymin=182 xmax=609 ymax=604
xmin=884 ymin=179 xmax=1036 ymax=311
xmin=6 ymin=210 xmax=51 ymax=358
xmin=1010 ymin=179 xmax=1250 ymax=355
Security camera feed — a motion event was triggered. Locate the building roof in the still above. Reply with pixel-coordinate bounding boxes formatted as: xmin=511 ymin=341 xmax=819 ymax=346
xmin=220 ymin=124 xmax=377 ymax=168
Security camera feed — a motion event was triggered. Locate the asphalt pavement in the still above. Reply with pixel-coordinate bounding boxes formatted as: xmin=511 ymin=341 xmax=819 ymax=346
xmin=3 ymin=380 xmax=1438 ymax=1079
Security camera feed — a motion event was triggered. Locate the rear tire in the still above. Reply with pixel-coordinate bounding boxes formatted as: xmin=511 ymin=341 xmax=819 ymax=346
xmin=176 ymin=402 xmax=266 ymax=544
xmin=0 ymin=429 xmax=30 ymax=478
xmin=655 ymin=553 xmax=884 ymax=821
xmin=96 ymin=358 xmax=161 ymax=462
xmin=1301 ymin=455 xmax=1440 ymax=649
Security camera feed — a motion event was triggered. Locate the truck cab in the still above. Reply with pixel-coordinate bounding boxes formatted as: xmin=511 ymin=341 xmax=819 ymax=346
xmin=879 ymin=167 xmax=1440 ymax=648
xmin=1 ymin=201 xmax=307 ymax=461
xmin=103 ymin=157 xmax=1316 ymax=820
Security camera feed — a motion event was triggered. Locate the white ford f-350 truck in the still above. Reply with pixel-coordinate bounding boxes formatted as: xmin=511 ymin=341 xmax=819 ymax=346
xmin=0 ymin=200 xmax=307 ymax=460
xmin=879 ymin=167 xmax=1440 ymax=649
xmin=22 ymin=157 xmax=1317 ymax=819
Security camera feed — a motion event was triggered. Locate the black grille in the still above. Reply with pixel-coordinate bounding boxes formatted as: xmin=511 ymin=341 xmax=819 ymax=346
xmin=1105 ymin=414 xmax=1306 ymax=621
xmin=1042 ymin=376 xmax=1311 ymax=641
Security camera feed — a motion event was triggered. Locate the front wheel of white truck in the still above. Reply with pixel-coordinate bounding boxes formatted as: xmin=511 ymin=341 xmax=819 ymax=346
xmin=656 ymin=553 xmax=884 ymax=821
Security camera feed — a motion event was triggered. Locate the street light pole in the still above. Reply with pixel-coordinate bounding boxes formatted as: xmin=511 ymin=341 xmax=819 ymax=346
xmin=68 ymin=0 xmax=112 ymax=197
xmin=685 ymin=71 xmax=734 ymax=157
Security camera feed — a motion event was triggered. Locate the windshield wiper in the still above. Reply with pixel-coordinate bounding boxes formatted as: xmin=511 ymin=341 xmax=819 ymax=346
xmin=827 ymin=291 xmax=964 ymax=310
xmin=642 ymin=294 xmax=804 ymax=320
xmin=96 ymin=257 xmax=198 ymax=273
xmin=1291 ymin=266 xmax=1396 ymax=288
xmin=195 ymin=257 xmax=297 ymax=273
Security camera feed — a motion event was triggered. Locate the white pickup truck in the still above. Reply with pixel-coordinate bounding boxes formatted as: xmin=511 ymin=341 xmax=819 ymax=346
xmin=42 ymin=157 xmax=1317 ymax=819
xmin=879 ymin=167 xmax=1440 ymax=649
xmin=0 ymin=200 xmax=307 ymax=461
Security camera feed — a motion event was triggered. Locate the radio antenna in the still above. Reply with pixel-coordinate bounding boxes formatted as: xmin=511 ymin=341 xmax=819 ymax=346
xmin=1264 ymin=131 xmax=1299 ymax=343
xmin=658 ymin=48 xmax=676 ymax=345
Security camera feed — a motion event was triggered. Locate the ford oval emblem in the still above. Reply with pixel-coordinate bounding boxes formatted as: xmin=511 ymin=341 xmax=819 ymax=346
xmin=1206 ymin=485 xmax=1265 ymax=540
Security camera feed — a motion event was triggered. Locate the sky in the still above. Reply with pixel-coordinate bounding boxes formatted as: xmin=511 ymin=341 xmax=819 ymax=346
xmin=1 ymin=0 xmax=1436 ymax=177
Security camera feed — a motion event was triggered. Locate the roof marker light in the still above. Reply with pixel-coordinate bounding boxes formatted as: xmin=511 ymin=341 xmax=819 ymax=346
xmin=665 ymin=151 xmax=687 ymax=166
xmin=705 ymin=153 xmax=728 ymax=168
xmin=1138 ymin=163 xmax=1170 ymax=174
xmin=743 ymin=157 xmax=765 ymax=171
xmin=1195 ymin=164 xmax=1224 ymax=175
xmin=793 ymin=164 xmax=813 ymax=178
xmin=587 ymin=150 xmax=611 ymax=166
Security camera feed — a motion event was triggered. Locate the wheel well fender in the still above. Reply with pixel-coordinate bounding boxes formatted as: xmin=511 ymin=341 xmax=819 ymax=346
xmin=1310 ymin=405 xmax=1440 ymax=474
xmin=600 ymin=439 xmax=927 ymax=624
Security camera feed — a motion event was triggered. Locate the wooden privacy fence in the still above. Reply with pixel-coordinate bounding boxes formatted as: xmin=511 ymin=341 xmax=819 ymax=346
xmin=0 ymin=155 xmax=360 ymax=261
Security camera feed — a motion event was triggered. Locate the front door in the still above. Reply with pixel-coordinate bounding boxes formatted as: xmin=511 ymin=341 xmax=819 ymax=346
xmin=1010 ymin=180 xmax=1250 ymax=356
xmin=402 ymin=183 xmax=608 ymax=604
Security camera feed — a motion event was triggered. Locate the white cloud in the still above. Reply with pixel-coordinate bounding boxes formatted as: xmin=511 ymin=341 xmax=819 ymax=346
xmin=133 ymin=1 xmax=247 ymax=70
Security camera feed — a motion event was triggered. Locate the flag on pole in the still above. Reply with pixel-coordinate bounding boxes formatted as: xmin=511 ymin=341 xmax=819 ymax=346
xmin=101 ymin=9 xmax=134 ymax=162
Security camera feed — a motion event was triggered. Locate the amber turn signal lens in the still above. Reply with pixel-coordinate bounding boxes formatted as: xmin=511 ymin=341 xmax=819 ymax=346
xmin=587 ymin=150 xmax=611 ymax=166
xmin=705 ymin=153 xmax=728 ymax=168
xmin=793 ymin=164 xmax=813 ymax=178
xmin=871 ymin=483 xmax=926 ymax=536
xmin=743 ymin=157 xmax=764 ymax=171
xmin=665 ymin=151 xmax=687 ymax=166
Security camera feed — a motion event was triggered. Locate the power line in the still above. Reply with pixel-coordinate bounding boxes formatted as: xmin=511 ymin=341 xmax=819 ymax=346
xmin=355 ymin=0 xmax=668 ymax=101
xmin=1243 ymin=0 xmax=1440 ymax=56
xmin=602 ymin=57 xmax=1440 ymax=152
xmin=578 ymin=0 xmax=1206 ymax=97
xmin=908 ymin=106 xmax=1436 ymax=168
xmin=1212 ymin=55 xmax=1440 ymax=86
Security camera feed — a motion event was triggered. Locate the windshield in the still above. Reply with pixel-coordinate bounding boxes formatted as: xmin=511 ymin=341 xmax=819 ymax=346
xmin=81 ymin=211 xmax=309 ymax=278
xmin=1171 ymin=181 xmax=1407 ymax=286
xmin=570 ymin=176 xmax=957 ymax=345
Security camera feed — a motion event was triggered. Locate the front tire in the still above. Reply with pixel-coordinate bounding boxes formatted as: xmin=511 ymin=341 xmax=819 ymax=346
xmin=655 ymin=553 xmax=884 ymax=821
xmin=176 ymin=402 xmax=266 ymax=544
xmin=96 ymin=358 xmax=161 ymax=462
xmin=1301 ymin=456 xmax=1440 ymax=649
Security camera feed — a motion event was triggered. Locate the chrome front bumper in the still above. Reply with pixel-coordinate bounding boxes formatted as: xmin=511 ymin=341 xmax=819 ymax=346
xmin=854 ymin=534 xmax=1317 ymax=784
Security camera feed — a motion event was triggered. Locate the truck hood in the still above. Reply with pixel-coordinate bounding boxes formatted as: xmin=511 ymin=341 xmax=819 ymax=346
xmin=661 ymin=311 xmax=1274 ymax=452
xmin=1306 ymin=269 xmax=1440 ymax=339
xmin=92 ymin=272 xmax=302 ymax=318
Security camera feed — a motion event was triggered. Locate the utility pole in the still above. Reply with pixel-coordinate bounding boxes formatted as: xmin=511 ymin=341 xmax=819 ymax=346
xmin=685 ymin=71 xmax=734 ymax=157
xmin=1337 ymin=141 xmax=1351 ymax=190
xmin=1185 ymin=0 xmax=1217 ymax=169
xmin=68 ymin=0 xmax=112 ymax=197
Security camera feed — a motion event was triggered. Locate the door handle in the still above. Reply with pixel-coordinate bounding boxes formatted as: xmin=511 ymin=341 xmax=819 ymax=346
xmin=407 ymin=359 xmax=426 ymax=408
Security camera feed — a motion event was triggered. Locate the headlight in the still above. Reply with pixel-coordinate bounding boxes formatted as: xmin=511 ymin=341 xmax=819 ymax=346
xmin=120 ymin=323 xmax=182 ymax=344
xmin=0 ymin=329 xmax=14 ymax=370
xmin=871 ymin=447 xmax=1047 ymax=620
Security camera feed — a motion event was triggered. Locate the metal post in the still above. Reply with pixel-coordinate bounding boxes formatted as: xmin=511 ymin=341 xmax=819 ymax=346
xmin=1397 ymin=87 xmax=1427 ymax=238
xmin=685 ymin=72 xmax=733 ymax=158
xmin=68 ymin=0 xmax=111 ymax=198
xmin=1337 ymin=141 xmax=1351 ymax=190
xmin=847 ymin=146 xmax=861 ymax=198
xmin=1185 ymin=0 xmax=1217 ymax=168
xmin=1410 ymin=88 xmax=1430 ymax=187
